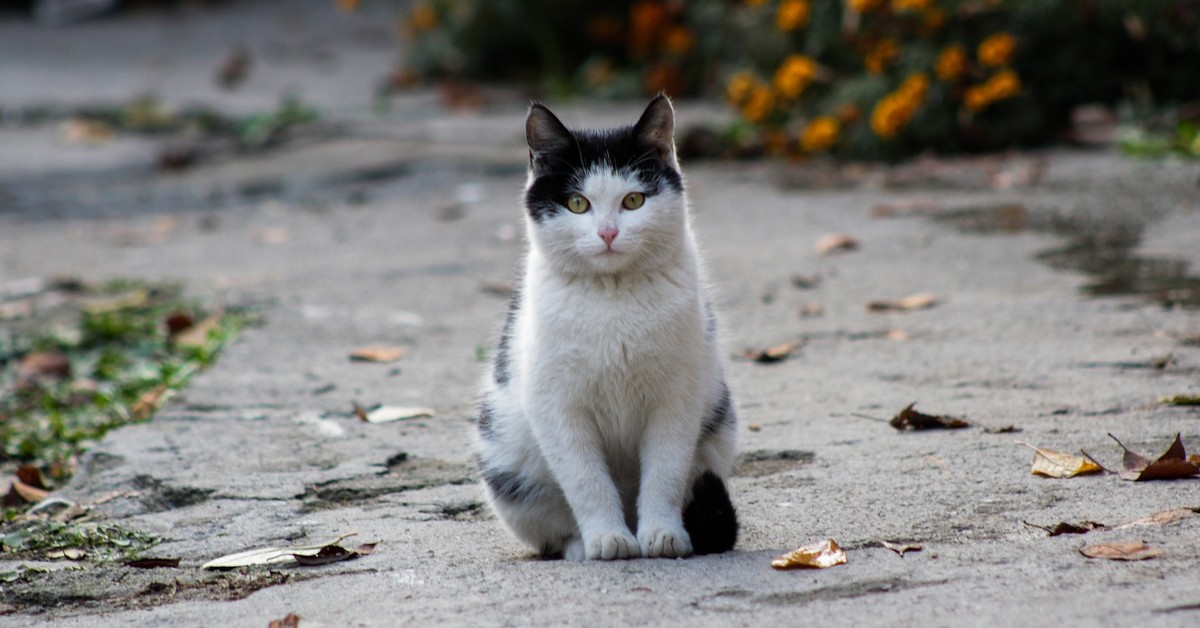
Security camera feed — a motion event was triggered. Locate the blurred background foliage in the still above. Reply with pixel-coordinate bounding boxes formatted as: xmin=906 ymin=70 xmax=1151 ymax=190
xmin=386 ymin=0 xmax=1200 ymax=160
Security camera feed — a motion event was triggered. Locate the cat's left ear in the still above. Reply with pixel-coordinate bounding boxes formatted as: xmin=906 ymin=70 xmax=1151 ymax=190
xmin=633 ymin=94 xmax=678 ymax=169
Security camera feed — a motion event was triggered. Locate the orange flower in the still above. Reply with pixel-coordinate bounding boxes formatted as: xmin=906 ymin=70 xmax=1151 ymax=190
xmin=336 ymin=0 xmax=360 ymax=12
xmin=409 ymin=2 xmax=437 ymax=32
xmin=726 ymin=71 xmax=758 ymax=105
xmin=891 ymin=0 xmax=930 ymax=11
xmin=773 ymin=54 xmax=818 ymax=99
xmin=964 ymin=85 xmax=990 ymax=111
xmin=986 ymin=69 xmax=1021 ymax=100
xmin=935 ymin=45 xmax=967 ymax=82
xmin=743 ymin=85 xmax=775 ymax=123
xmin=631 ymin=1 xmax=669 ymax=54
xmin=644 ymin=64 xmax=684 ymax=97
xmin=801 ymin=116 xmax=841 ymax=152
xmin=849 ymin=0 xmax=882 ymax=12
xmin=870 ymin=74 xmax=928 ymax=138
xmin=978 ymin=33 xmax=1016 ymax=67
xmin=864 ymin=39 xmax=899 ymax=74
xmin=664 ymin=26 xmax=694 ymax=55
xmin=776 ymin=0 xmax=810 ymax=31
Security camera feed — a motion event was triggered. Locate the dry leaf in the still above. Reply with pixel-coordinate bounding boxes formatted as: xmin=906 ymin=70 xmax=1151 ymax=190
xmin=269 ymin=613 xmax=301 ymax=628
xmin=358 ymin=405 xmax=435 ymax=423
xmin=10 ymin=479 xmax=50 ymax=504
xmin=740 ymin=340 xmax=802 ymax=364
xmin=172 ymin=314 xmax=221 ymax=349
xmin=82 ymin=288 xmax=148 ymax=314
xmin=1022 ymin=520 xmax=1106 ymax=536
xmin=349 ymin=347 xmax=406 ymax=363
xmin=16 ymin=465 xmax=49 ymax=490
xmin=1109 ymin=433 xmax=1199 ymax=481
xmin=884 ymin=329 xmax=909 ymax=341
xmin=124 ymin=558 xmax=181 ymax=569
xmin=1021 ymin=443 xmax=1102 ymax=478
xmin=201 ymin=534 xmax=358 ymax=570
xmin=130 ymin=385 xmax=172 ymax=421
xmin=815 ymin=233 xmax=859 ymax=254
xmin=791 ymin=274 xmax=821 ymax=289
xmin=1079 ymin=541 xmax=1162 ymax=561
xmin=772 ymin=538 xmax=847 ymax=570
xmin=16 ymin=351 xmax=71 ymax=388
xmin=164 ymin=311 xmax=195 ymax=336
xmin=797 ymin=303 xmax=824 ymax=317
xmin=868 ymin=292 xmax=939 ymax=312
xmin=1161 ymin=395 xmax=1200 ymax=406
xmin=747 ymin=423 xmax=762 ymax=432
xmin=983 ymin=425 xmax=1021 ymax=434
xmin=880 ymin=540 xmax=922 ymax=556
xmin=1115 ymin=508 xmax=1198 ymax=529
xmin=889 ymin=403 xmax=969 ymax=431
xmin=46 ymin=548 xmax=86 ymax=560
xmin=61 ymin=119 xmax=113 ymax=144
xmin=480 ymin=281 xmax=515 ymax=296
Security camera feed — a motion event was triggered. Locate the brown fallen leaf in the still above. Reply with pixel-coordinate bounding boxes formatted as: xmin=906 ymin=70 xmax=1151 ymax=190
xmin=9 ymin=479 xmax=50 ymax=504
xmin=124 ymin=557 xmax=182 ymax=569
xmin=790 ymin=274 xmax=822 ymax=289
xmin=797 ymin=303 xmax=824 ymax=318
xmin=268 ymin=613 xmax=301 ymax=628
xmin=1079 ymin=541 xmax=1162 ymax=561
xmin=172 ymin=314 xmax=222 ymax=349
xmin=771 ymin=538 xmax=847 ymax=570
xmin=984 ymin=425 xmax=1021 ymax=434
xmin=890 ymin=403 xmax=969 ymax=431
xmin=293 ymin=542 xmax=376 ymax=566
xmin=130 ymin=385 xmax=172 ymax=421
xmin=1109 ymin=433 xmax=1199 ymax=481
xmin=740 ymin=340 xmax=802 ymax=364
xmin=16 ymin=351 xmax=71 ymax=388
xmin=880 ymin=540 xmax=922 ymax=556
xmin=1021 ymin=443 xmax=1103 ymax=478
xmin=353 ymin=403 xmax=435 ymax=423
xmin=61 ymin=118 xmax=113 ymax=145
xmin=349 ymin=347 xmax=406 ymax=363
xmin=747 ymin=423 xmax=762 ymax=432
xmin=815 ymin=233 xmax=859 ymax=254
xmin=1161 ymin=395 xmax=1200 ymax=406
xmin=16 ymin=465 xmax=49 ymax=490
xmin=1022 ymin=520 xmax=1106 ymax=537
xmin=216 ymin=46 xmax=251 ymax=90
xmin=867 ymin=292 xmax=939 ymax=313
xmin=1115 ymin=507 xmax=1198 ymax=529
xmin=164 ymin=311 xmax=195 ymax=336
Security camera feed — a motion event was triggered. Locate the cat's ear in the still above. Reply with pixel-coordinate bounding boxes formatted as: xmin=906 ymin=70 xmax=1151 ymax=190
xmin=526 ymin=103 xmax=572 ymax=166
xmin=633 ymin=94 xmax=678 ymax=169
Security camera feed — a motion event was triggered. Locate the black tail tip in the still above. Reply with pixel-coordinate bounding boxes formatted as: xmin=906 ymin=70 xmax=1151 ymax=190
xmin=683 ymin=471 xmax=738 ymax=555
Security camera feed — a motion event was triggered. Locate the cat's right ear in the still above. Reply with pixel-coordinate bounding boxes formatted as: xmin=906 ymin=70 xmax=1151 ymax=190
xmin=526 ymin=103 xmax=572 ymax=168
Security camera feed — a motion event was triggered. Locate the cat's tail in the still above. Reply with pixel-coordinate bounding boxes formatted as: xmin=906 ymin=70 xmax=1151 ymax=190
xmin=682 ymin=471 xmax=738 ymax=555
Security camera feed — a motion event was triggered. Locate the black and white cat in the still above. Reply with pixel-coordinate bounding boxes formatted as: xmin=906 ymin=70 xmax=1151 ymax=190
xmin=476 ymin=96 xmax=738 ymax=561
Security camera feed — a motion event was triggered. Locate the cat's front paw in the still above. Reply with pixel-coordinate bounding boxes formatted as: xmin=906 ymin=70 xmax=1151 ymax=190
xmin=638 ymin=525 xmax=693 ymax=558
xmin=585 ymin=531 xmax=640 ymax=560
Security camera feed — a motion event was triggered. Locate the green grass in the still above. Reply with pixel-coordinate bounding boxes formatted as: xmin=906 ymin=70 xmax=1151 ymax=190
xmin=0 ymin=520 xmax=158 ymax=562
xmin=1 ymin=279 xmax=246 ymax=484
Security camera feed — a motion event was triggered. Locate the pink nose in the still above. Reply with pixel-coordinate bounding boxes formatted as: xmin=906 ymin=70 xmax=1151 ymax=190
xmin=599 ymin=226 xmax=618 ymax=247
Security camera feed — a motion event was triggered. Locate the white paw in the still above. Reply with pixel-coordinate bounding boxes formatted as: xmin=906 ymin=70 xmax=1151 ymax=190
xmin=564 ymin=537 xmax=586 ymax=562
xmin=638 ymin=525 xmax=693 ymax=558
xmin=585 ymin=531 xmax=640 ymax=560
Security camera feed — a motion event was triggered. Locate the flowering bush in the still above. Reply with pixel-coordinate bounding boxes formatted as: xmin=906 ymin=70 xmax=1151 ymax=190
xmin=388 ymin=0 xmax=1200 ymax=159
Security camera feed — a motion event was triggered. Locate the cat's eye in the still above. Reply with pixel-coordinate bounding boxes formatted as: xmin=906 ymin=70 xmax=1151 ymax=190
xmin=566 ymin=193 xmax=591 ymax=214
xmin=622 ymin=192 xmax=645 ymax=210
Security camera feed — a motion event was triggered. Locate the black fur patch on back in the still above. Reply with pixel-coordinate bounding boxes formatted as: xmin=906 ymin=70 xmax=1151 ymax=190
xmin=493 ymin=292 xmax=519 ymax=386
xmin=482 ymin=468 xmax=546 ymax=504
xmin=477 ymin=394 xmax=496 ymax=440
xmin=701 ymin=383 xmax=735 ymax=438
xmin=683 ymin=471 xmax=738 ymax=555
xmin=525 ymin=126 xmax=683 ymax=224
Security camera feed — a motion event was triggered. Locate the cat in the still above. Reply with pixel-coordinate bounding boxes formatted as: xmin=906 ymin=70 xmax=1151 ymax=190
xmin=475 ymin=95 xmax=738 ymax=561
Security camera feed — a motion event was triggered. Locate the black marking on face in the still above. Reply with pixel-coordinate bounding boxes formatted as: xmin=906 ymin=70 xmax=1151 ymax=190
xmin=482 ymin=468 xmax=546 ymax=504
xmin=525 ymin=123 xmax=683 ymax=224
xmin=701 ymin=383 xmax=735 ymax=438
xmin=682 ymin=471 xmax=738 ymax=555
xmin=477 ymin=394 xmax=496 ymax=440
xmin=493 ymin=292 xmax=519 ymax=386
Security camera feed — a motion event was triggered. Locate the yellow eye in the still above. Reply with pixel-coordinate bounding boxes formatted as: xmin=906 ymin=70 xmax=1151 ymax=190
xmin=622 ymin=192 xmax=645 ymax=210
xmin=566 ymin=193 xmax=591 ymax=214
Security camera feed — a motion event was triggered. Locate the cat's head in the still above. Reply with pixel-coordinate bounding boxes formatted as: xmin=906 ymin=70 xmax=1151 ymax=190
xmin=523 ymin=96 xmax=687 ymax=276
